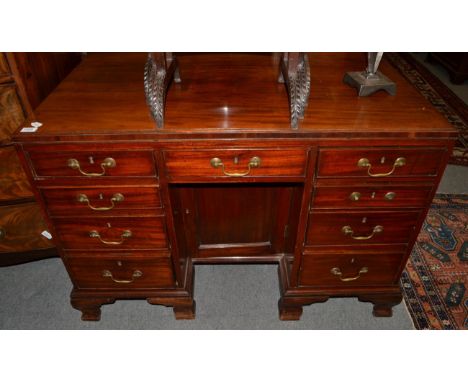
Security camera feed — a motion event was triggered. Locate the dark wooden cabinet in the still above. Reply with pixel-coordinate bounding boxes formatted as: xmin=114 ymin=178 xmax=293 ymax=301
xmin=427 ymin=52 xmax=468 ymax=84
xmin=13 ymin=53 xmax=456 ymax=321
xmin=0 ymin=53 xmax=81 ymax=266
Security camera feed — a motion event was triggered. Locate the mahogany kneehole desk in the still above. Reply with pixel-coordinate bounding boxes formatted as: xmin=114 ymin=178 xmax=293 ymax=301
xmin=13 ymin=53 xmax=456 ymax=321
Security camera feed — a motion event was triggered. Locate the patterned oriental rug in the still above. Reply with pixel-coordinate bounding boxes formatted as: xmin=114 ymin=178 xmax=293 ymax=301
xmin=401 ymin=194 xmax=468 ymax=329
xmin=386 ymin=53 xmax=468 ymax=167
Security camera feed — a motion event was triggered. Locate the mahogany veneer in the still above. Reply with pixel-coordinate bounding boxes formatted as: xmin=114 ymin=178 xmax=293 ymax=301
xmin=13 ymin=53 xmax=456 ymax=321
xmin=1 ymin=53 xmax=80 ymax=266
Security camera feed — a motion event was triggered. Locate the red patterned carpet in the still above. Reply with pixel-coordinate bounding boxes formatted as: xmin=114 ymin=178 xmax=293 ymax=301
xmin=401 ymin=194 xmax=468 ymax=329
xmin=386 ymin=53 xmax=468 ymax=167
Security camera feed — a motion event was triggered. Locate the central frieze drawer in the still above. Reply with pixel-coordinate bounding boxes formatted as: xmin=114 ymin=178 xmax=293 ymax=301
xmin=65 ymin=256 xmax=176 ymax=289
xmin=305 ymin=210 xmax=421 ymax=246
xmin=317 ymin=148 xmax=446 ymax=178
xmin=52 ymin=216 xmax=169 ymax=250
xmin=163 ymin=149 xmax=308 ymax=180
xmin=27 ymin=150 xmax=157 ymax=178
xmin=41 ymin=186 xmax=162 ymax=217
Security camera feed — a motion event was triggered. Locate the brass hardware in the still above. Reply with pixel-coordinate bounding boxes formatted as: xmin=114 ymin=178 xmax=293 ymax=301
xmin=0 ymin=227 xmax=5 ymax=241
xmin=357 ymin=157 xmax=406 ymax=177
xmin=67 ymin=157 xmax=116 ymax=176
xmin=349 ymin=192 xmax=361 ymax=201
xmin=330 ymin=266 xmax=368 ymax=282
xmin=89 ymin=229 xmax=132 ymax=245
xmin=210 ymin=157 xmax=223 ymax=167
xmin=77 ymin=193 xmax=124 ymax=211
xmin=210 ymin=156 xmax=261 ymax=177
xmin=384 ymin=192 xmax=396 ymax=200
xmin=341 ymin=225 xmax=383 ymax=240
xmin=102 ymin=269 xmax=142 ymax=284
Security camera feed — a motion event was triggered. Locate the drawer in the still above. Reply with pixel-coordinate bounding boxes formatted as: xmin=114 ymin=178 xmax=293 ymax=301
xmin=65 ymin=255 xmax=175 ymax=289
xmin=0 ymin=146 xmax=33 ymax=201
xmin=41 ymin=185 xmax=162 ymax=217
xmin=317 ymin=148 xmax=446 ymax=178
xmin=52 ymin=216 xmax=169 ymax=250
xmin=305 ymin=210 xmax=421 ymax=246
xmin=0 ymin=203 xmax=54 ymax=252
xmin=299 ymin=249 xmax=404 ymax=287
xmin=63 ymin=249 xmax=170 ymax=259
xmin=164 ymin=148 xmax=308 ymax=180
xmin=27 ymin=150 xmax=157 ymax=178
xmin=312 ymin=185 xmax=433 ymax=209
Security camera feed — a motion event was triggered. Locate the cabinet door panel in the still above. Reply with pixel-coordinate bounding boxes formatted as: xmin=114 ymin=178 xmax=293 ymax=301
xmin=0 ymin=53 xmax=12 ymax=83
xmin=0 ymin=85 xmax=26 ymax=142
xmin=0 ymin=146 xmax=33 ymax=201
xmin=0 ymin=203 xmax=53 ymax=252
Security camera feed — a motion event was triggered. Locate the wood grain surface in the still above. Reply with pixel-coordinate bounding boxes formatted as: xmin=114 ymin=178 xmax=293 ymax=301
xmin=12 ymin=53 xmax=457 ymax=321
xmin=305 ymin=210 xmax=421 ymax=246
xmin=52 ymin=216 xmax=169 ymax=250
xmin=0 ymin=145 xmax=32 ymax=201
xmin=0 ymin=203 xmax=53 ymax=252
xmin=0 ymin=85 xmax=26 ymax=142
xmin=13 ymin=53 xmax=456 ymax=141
xmin=65 ymin=256 xmax=175 ymax=289
xmin=41 ymin=185 xmax=162 ymax=217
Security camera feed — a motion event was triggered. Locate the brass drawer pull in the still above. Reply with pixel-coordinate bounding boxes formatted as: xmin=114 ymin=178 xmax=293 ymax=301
xmin=210 ymin=156 xmax=261 ymax=177
xmin=349 ymin=191 xmax=397 ymax=201
xmin=67 ymin=157 xmax=116 ymax=176
xmin=77 ymin=193 xmax=124 ymax=211
xmin=341 ymin=225 xmax=383 ymax=240
xmin=0 ymin=227 xmax=5 ymax=241
xmin=102 ymin=269 xmax=142 ymax=284
xmin=357 ymin=157 xmax=406 ymax=177
xmin=349 ymin=192 xmax=361 ymax=201
xmin=89 ymin=229 xmax=132 ymax=245
xmin=330 ymin=267 xmax=368 ymax=282
xmin=384 ymin=192 xmax=396 ymax=200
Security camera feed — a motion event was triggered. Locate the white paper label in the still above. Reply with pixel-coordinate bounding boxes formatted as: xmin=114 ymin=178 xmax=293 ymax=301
xmin=20 ymin=121 xmax=42 ymax=133
xmin=41 ymin=230 xmax=52 ymax=240
xmin=20 ymin=127 xmax=38 ymax=133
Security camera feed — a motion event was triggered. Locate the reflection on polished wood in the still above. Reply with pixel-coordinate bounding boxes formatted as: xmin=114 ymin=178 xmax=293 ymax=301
xmin=19 ymin=53 xmax=454 ymax=139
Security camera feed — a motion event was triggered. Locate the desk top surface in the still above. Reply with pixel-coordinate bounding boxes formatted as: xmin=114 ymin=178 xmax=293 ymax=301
xmin=14 ymin=52 xmax=456 ymax=142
